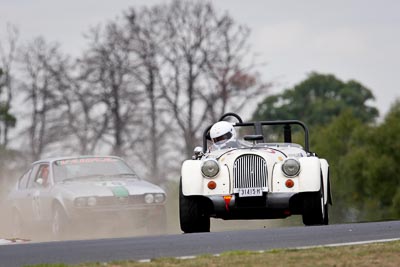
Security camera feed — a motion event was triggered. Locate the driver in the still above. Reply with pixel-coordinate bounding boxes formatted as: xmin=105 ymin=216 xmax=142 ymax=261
xmin=38 ymin=165 xmax=50 ymax=187
xmin=209 ymin=121 xmax=238 ymax=150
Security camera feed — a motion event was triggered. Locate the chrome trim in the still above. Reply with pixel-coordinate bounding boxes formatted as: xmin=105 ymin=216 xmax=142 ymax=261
xmin=233 ymin=154 xmax=268 ymax=193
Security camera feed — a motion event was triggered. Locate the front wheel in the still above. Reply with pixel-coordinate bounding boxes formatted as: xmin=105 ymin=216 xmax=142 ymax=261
xmin=51 ymin=204 xmax=70 ymax=240
xmin=179 ymin=179 xmax=210 ymax=233
xmin=302 ymin=178 xmax=328 ymax=226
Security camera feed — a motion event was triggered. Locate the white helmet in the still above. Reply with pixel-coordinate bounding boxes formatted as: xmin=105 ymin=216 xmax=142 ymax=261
xmin=210 ymin=121 xmax=236 ymax=145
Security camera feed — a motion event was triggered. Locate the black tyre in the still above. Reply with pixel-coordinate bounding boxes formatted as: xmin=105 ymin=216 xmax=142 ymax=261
xmin=179 ymin=179 xmax=210 ymax=233
xmin=51 ymin=203 xmax=70 ymax=240
xmin=302 ymin=178 xmax=328 ymax=226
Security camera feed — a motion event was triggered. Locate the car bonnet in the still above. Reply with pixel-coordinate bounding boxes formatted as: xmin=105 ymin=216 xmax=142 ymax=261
xmin=55 ymin=178 xmax=165 ymax=197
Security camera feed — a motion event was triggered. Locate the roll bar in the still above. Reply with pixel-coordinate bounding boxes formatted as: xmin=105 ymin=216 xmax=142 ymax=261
xmin=202 ymin=113 xmax=310 ymax=153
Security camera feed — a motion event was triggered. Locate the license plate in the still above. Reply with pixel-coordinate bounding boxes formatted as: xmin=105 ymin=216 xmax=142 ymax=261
xmin=238 ymin=188 xmax=263 ymax=197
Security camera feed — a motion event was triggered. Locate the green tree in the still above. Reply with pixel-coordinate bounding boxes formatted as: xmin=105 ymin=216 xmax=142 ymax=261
xmin=0 ymin=67 xmax=17 ymax=146
xmin=364 ymin=100 xmax=400 ymax=219
xmin=336 ymin=101 xmax=400 ymax=221
xmin=252 ymin=72 xmax=379 ymax=127
xmin=311 ymin=110 xmax=370 ymax=222
xmin=0 ymin=67 xmax=24 ymax=197
xmin=0 ymin=24 xmax=19 ymax=147
xmin=311 ymin=101 xmax=400 ymax=223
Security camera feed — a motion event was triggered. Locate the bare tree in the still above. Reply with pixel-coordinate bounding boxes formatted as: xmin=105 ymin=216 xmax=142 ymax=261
xmin=1 ymin=0 xmax=269 ymax=182
xmin=19 ymin=37 xmax=71 ymax=161
xmin=201 ymin=15 xmax=270 ymax=122
xmin=61 ymin=73 xmax=109 ymax=155
xmin=158 ymin=0 xmax=217 ymax=158
xmin=121 ymin=7 xmax=173 ymax=183
xmin=158 ymin=0 xmax=269 ymax=158
xmin=79 ymin=22 xmax=145 ymax=157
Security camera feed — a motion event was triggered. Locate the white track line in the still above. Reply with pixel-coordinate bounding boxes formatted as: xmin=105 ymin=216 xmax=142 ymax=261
xmin=137 ymin=237 xmax=400 ymax=263
xmin=295 ymin=238 xmax=400 ymax=250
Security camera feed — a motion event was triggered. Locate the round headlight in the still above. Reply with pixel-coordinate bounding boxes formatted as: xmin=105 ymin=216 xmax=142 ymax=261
xmin=144 ymin=194 xmax=155 ymax=204
xmin=154 ymin=193 xmax=165 ymax=203
xmin=201 ymin=159 xmax=220 ymax=178
xmin=282 ymin=158 xmax=301 ymax=177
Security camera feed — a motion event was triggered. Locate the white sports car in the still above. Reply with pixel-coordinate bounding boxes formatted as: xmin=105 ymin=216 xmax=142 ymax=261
xmin=8 ymin=156 xmax=167 ymax=239
xmin=180 ymin=113 xmax=332 ymax=233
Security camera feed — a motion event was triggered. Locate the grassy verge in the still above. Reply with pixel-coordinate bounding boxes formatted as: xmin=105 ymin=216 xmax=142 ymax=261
xmin=26 ymin=240 xmax=400 ymax=267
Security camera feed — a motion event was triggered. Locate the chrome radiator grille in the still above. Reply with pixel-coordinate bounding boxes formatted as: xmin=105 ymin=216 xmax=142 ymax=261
xmin=233 ymin=154 xmax=268 ymax=190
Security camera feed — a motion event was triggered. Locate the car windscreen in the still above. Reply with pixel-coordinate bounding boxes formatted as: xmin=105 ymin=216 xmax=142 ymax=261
xmin=52 ymin=157 xmax=137 ymax=183
xmin=209 ymin=123 xmax=306 ymax=151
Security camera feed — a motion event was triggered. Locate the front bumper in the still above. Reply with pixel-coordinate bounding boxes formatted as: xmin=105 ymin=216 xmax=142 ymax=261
xmin=207 ymin=192 xmax=304 ymax=220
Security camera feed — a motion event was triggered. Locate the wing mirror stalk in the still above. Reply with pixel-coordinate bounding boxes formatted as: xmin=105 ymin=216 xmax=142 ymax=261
xmin=192 ymin=146 xmax=204 ymax=159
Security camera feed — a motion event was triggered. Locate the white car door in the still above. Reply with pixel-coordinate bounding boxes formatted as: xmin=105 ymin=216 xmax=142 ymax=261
xmin=30 ymin=164 xmax=52 ymax=222
xmin=15 ymin=164 xmax=41 ymax=223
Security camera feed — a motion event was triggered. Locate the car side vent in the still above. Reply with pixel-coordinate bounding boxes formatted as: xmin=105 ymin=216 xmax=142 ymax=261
xmin=233 ymin=154 xmax=268 ymax=191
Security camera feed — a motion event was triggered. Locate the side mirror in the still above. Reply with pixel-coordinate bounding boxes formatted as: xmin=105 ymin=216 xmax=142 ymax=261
xmin=36 ymin=178 xmax=44 ymax=186
xmin=192 ymin=146 xmax=203 ymax=159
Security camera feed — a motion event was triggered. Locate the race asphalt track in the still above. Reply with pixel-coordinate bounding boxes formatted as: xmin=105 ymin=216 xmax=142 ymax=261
xmin=0 ymin=220 xmax=399 ymax=267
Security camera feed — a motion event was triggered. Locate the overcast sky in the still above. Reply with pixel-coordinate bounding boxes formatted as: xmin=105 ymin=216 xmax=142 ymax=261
xmin=1 ymin=0 xmax=399 ymax=117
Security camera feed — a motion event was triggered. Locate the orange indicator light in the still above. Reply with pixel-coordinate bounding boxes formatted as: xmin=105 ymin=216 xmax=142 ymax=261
xmin=285 ymin=179 xmax=294 ymax=188
xmin=207 ymin=181 xmax=217 ymax=190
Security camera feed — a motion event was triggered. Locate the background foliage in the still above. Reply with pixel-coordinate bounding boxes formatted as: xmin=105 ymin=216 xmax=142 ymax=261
xmin=253 ymin=73 xmax=400 ymax=222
